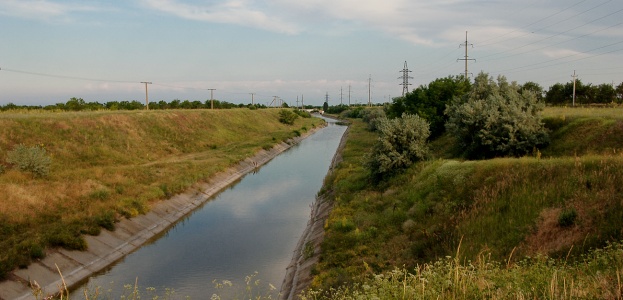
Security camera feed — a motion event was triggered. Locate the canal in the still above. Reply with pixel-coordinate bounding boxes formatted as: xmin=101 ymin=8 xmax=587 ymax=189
xmin=73 ymin=117 xmax=347 ymax=298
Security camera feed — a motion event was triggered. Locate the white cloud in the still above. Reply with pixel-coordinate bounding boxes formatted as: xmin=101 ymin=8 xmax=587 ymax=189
xmin=0 ymin=0 xmax=98 ymax=21
xmin=140 ymin=0 xmax=301 ymax=34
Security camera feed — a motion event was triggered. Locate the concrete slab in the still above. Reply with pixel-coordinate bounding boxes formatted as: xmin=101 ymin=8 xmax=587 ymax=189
xmin=0 ymin=279 xmax=31 ymax=300
xmin=13 ymin=263 xmax=57 ymax=291
xmin=38 ymin=252 xmax=81 ymax=276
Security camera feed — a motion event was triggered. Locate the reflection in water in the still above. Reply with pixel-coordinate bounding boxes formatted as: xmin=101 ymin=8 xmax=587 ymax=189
xmin=74 ymin=119 xmax=347 ymax=298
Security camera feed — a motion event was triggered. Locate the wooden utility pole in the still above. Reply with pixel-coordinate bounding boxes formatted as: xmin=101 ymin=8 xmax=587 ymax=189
xmin=140 ymin=82 xmax=152 ymax=110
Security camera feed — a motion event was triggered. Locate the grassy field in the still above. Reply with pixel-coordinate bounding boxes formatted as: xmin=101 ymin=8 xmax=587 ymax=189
xmin=0 ymin=108 xmax=321 ymax=278
xmin=310 ymin=106 xmax=623 ymax=297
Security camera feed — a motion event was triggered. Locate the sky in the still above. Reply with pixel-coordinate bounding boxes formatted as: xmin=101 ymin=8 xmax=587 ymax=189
xmin=0 ymin=0 xmax=622 ymax=107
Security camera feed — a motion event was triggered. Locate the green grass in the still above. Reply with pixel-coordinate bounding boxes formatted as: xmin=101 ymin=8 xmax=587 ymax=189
xmin=311 ymin=107 xmax=623 ymax=294
xmin=0 ymin=108 xmax=322 ymax=278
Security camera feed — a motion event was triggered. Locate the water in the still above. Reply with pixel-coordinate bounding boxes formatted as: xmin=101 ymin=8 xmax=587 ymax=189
xmin=73 ymin=118 xmax=346 ymax=298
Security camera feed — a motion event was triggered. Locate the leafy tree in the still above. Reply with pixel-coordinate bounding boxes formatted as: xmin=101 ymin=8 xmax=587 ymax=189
xmin=445 ymin=72 xmax=549 ymax=159
xmin=594 ymin=83 xmax=616 ymax=104
xmin=386 ymin=75 xmax=470 ymax=139
xmin=323 ymin=101 xmax=329 ymax=112
xmin=616 ymin=82 xmax=623 ymax=104
xmin=278 ymin=109 xmax=299 ymax=125
xmin=520 ymin=81 xmax=544 ymax=102
xmin=360 ymin=108 xmax=386 ymax=131
xmin=65 ymin=97 xmax=86 ymax=111
xmin=366 ymin=113 xmax=430 ymax=181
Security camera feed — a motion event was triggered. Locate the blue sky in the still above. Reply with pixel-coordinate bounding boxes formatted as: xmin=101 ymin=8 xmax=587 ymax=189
xmin=0 ymin=0 xmax=622 ymax=106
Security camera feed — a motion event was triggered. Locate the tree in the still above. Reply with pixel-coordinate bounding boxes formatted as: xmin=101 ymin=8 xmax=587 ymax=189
xmin=520 ymin=81 xmax=544 ymax=102
xmin=445 ymin=72 xmax=549 ymax=159
xmin=323 ymin=101 xmax=329 ymax=112
xmin=386 ymin=75 xmax=470 ymax=139
xmin=366 ymin=113 xmax=430 ymax=181
xmin=616 ymin=82 xmax=623 ymax=104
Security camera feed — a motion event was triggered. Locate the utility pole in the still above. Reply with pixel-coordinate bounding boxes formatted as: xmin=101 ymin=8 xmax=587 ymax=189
xmin=340 ymin=87 xmax=344 ymax=105
xmin=249 ymin=93 xmax=255 ymax=105
xmin=348 ymin=85 xmax=351 ymax=107
xmin=140 ymin=82 xmax=152 ymax=110
xmin=325 ymin=92 xmax=329 ymax=105
xmin=301 ymin=94 xmax=304 ymax=109
xmin=296 ymin=96 xmax=299 ymax=108
xmin=208 ymin=89 xmax=216 ymax=109
xmin=571 ymin=70 xmax=578 ymax=107
xmin=368 ymin=75 xmax=372 ymax=107
xmin=457 ymin=31 xmax=475 ymax=79
xmin=398 ymin=61 xmax=413 ymax=96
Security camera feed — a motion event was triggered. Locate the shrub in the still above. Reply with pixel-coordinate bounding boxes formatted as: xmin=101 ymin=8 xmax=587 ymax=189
xmin=6 ymin=144 xmax=52 ymax=177
xmin=366 ymin=113 xmax=430 ymax=181
xmin=0 ymin=164 xmax=4 ymax=175
xmin=445 ymin=72 xmax=549 ymax=159
xmin=278 ymin=109 xmax=299 ymax=125
xmin=360 ymin=108 xmax=386 ymax=131
xmin=294 ymin=109 xmax=312 ymax=118
xmin=558 ymin=208 xmax=578 ymax=227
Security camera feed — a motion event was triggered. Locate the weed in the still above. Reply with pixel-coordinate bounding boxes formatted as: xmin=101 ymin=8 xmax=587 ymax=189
xmin=558 ymin=207 xmax=578 ymax=227
xmin=303 ymin=241 xmax=315 ymax=260
xmin=6 ymin=144 xmax=51 ymax=177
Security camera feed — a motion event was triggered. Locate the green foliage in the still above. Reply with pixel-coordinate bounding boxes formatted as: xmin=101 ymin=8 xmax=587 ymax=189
xmin=294 ymin=109 xmax=312 ymax=118
xmin=366 ymin=113 xmax=430 ymax=181
xmin=302 ymin=241 xmax=623 ymax=299
xmin=323 ymin=101 xmax=329 ymax=112
xmin=6 ymin=144 xmax=52 ymax=177
xmin=558 ymin=208 xmax=578 ymax=227
xmin=359 ymin=108 xmax=386 ymax=131
xmin=445 ymin=72 xmax=550 ymax=159
xmin=339 ymin=107 xmax=366 ymax=118
xmin=387 ymin=75 xmax=471 ymax=139
xmin=278 ymin=109 xmax=299 ymax=125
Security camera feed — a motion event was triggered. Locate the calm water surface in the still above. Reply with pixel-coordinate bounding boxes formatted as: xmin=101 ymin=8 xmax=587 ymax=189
xmin=73 ymin=118 xmax=346 ymax=298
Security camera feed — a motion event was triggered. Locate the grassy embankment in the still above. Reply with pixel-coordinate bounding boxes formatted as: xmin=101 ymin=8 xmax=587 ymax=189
xmin=308 ymin=106 xmax=623 ymax=298
xmin=0 ymin=108 xmax=321 ymax=278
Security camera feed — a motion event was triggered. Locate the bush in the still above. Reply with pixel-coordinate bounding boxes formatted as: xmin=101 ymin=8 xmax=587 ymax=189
xmin=558 ymin=208 xmax=578 ymax=227
xmin=0 ymin=164 xmax=4 ymax=175
xmin=294 ymin=109 xmax=312 ymax=118
xmin=445 ymin=72 xmax=549 ymax=159
xmin=278 ymin=109 xmax=299 ymax=125
xmin=366 ymin=113 xmax=430 ymax=181
xmin=360 ymin=108 xmax=386 ymax=131
xmin=6 ymin=144 xmax=52 ymax=177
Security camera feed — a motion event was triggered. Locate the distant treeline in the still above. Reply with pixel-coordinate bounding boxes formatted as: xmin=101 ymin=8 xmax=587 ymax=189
xmin=0 ymin=98 xmax=275 ymax=111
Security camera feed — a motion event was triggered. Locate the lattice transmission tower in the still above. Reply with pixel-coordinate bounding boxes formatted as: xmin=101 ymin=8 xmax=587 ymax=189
xmin=398 ymin=61 xmax=413 ymax=96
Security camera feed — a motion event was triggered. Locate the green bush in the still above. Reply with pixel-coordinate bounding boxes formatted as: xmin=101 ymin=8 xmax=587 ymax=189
xmin=6 ymin=144 xmax=52 ymax=177
xmin=278 ymin=109 xmax=299 ymax=125
xmin=445 ymin=72 xmax=549 ymax=159
xmin=366 ymin=113 xmax=430 ymax=181
xmin=360 ymin=108 xmax=386 ymax=131
xmin=294 ymin=109 xmax=312 ymax=118
xmin=558 ymin=208 xmax=578 ymax=227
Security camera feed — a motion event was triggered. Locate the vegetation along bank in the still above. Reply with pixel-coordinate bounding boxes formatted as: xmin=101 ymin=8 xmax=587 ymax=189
xmin=296 ymin=73 xmax=623 ymax=299
xmin=0 ymin=108 xmax=320 ymax=284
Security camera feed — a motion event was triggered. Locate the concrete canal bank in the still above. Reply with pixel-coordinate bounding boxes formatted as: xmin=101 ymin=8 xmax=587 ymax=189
xmin=0 ymin=125 xmax=325 ymax=300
